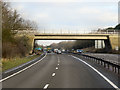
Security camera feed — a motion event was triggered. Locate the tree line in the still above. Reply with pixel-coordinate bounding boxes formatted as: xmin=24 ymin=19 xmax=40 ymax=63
xmin=2 ymin=2 xmax=37 ymax=58
xmin=50 ymin=40 xmax=94 ymax=51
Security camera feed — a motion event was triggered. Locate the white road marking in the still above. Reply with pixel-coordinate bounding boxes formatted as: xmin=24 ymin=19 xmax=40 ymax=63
xmin=43 ymin=84 xmax=49 ymax=89
xmin=71 ymin=55 xmax=119 ymax=90
xmin=0 ymin=53 xmax=47 ymax=82
xmin=52 ymin=73 xmax=56 ymax=77
xmin=58 ymin=64 xmax=59 ymax=66
xmin=58 ymin=57 xmax=60 ymax=63
xmin=58 ymin=59 xmax=60 ymax=63
xmin=56 ymin=67 xmax=58 ymax=70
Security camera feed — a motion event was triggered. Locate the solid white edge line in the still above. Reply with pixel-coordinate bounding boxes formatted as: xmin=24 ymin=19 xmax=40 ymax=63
xmin=52 ymin=73 xmax=56 ymax=77
xmin=71 ymin=55 xmax=119 ymax=90
xmin=43 ymin=84 xmax=49 ymax=89
xmin=0 ymin=53 xmax=47 ymax=82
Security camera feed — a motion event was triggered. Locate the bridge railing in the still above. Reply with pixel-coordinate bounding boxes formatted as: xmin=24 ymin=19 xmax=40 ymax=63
xmin=90 ymin=29 xmax=120 ymax=34
xmin=77 ymin=53 xmax=120 ymax=74
xmin=15 ymin=29 xmax=120 ymax=35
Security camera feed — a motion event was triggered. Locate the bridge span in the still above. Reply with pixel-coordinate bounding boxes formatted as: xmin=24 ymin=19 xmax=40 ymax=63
xmin=34 ymin=34 xmax=109 ymax=40
xmin=31 ymin=33 xmax=119 ymax=53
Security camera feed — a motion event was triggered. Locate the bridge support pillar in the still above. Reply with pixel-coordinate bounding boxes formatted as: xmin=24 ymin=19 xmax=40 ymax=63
xmin=95 ymin=40 xmax=105 ymax=49
xmin=101 ymin=40 xmax=104 ymax=49
xmin=95 ymin=40 xmax=98 ymax=49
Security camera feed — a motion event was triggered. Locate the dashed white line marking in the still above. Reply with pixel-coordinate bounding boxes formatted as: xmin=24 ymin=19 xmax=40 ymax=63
xmin=43 ymin=84 xmax=49 ymax=89
xmin=58 ymin=60 xmax=60 ymax=63
xmin=56 ymin=67 xmax=58 ymax=70
xmin=52 ymin=73 xmax=56 ymax=77
xmin=58 ymin=57 xmax=60 ymax=63
xmin=0 ymin=53 xmax=47 ymax=82
xmin=71 ymin=55 xmax=119 ymax=90
xmin=58 ymin=64 xmax=59 ymax=66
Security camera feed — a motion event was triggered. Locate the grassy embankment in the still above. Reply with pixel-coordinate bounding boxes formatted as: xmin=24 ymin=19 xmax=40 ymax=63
xmin=2 ymin=54 xmax=41 ymax=72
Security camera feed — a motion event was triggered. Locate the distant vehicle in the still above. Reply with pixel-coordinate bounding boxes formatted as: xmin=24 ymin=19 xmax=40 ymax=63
xmin=54 ymin=49 xmax=58 ymax=53
xmin=76 ymin=49 xmax=83 ymax=53
xmin=46 ymin=46 xmax=52 ymax=53
xmin=34 ymin=47 xmax=43 ymax=55
xmin=62 ymin=49 xmax=65 ymax=53
xmin=57 ymin=50 xmax=62 ymax=54
xmin=47 ymin=50 xmax=51 ymax=53
xmin=73 ymin=50 xmax=77 ymax=53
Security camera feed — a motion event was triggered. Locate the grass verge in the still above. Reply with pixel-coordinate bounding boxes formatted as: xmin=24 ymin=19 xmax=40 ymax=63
xmin=2 ymin=55 xmax=41 ymax=72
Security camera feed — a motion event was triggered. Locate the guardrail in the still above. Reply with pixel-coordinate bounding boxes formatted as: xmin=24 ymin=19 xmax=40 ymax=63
xmin=78 ymin=53 xmax=120 ymax=74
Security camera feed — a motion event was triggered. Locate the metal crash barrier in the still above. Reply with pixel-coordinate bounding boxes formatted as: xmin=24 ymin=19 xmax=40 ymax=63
xmin=78 ymin=53 xmax=120 ymax=74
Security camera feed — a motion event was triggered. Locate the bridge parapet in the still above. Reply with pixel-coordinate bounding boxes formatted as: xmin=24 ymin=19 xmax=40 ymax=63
xmin=15 ymin=29 xmax=120 ymax=35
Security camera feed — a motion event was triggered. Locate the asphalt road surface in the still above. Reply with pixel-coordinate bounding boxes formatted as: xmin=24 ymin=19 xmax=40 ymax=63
xmin=2 ymin=53 xmax=120 ymax=89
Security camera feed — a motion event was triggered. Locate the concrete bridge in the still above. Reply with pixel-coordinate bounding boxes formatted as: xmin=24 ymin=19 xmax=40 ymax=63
xmin=31 ymin=34 xmax=119 ymax=53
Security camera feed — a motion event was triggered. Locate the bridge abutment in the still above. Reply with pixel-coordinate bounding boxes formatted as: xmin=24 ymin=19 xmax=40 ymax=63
xmin=104 ymin=39 xmax=112 ymax=51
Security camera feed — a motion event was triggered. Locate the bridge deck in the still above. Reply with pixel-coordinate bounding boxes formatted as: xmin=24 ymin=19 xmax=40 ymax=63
xmin=34 ymin=34 xmax=109 ymax=40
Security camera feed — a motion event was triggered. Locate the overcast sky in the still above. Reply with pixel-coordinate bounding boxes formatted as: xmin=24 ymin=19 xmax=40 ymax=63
xmin=6 ymin=0 xmax=119 ymax=45
xmin=8 ymin=0 xmax=118 ymax=32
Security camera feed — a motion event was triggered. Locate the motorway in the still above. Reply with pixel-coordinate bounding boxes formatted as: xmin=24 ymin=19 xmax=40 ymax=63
xmin=2 ymin=53 xmax=120 ymax=89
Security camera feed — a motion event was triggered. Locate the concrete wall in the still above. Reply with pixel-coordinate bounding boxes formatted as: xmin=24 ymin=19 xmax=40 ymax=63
xmin=109 ymin=34 xmax=119 ymax=50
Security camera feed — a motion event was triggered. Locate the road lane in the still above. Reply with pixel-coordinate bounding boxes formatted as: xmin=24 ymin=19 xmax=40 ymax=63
xmin=3 ymin=54 xmax=58 ymax=88
xmin=49 ymin=54 xmax=118 ymax=88
xmin=2 ymin=53 xmax=119 ymax=89
xmin=73 ymin=53 xmax=119 ymax=88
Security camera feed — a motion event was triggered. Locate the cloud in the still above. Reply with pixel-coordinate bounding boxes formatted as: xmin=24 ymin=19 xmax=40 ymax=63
xmin=37 ymin=13 xmax=48 ymax=18
xmin=97 ymin=12 xmax=117 ymax=23
xmin=75 ymin=7 xmax=117 ymax=23
xmin=15 ymin=5 xmax=24 ymax=11
xmin=76 ymin=7 xmax=100 ymax=14
xmin=10 ymin=1 xmax=118 ymax=33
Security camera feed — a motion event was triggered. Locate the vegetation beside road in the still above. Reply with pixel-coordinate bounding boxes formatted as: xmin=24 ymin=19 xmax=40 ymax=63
xmin=2 ymin=2 xmax=37 ymax=58
xmin=2 ymin=55 xmax=40 ymax=72
xmin=50 ymin=40 xmax=94 ymax=50
xmin=1 ymin=1 xmax=40 ymax=72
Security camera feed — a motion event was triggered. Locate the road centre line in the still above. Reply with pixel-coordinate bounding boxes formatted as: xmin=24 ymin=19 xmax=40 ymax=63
xmin=56 ymin=67 xmax=58 ymax=70
xmin=43 ymin=84 xmax=49 ymax=89
xmin=52 ymin=73 xmax=56 ymax=77
xmin=0 ymin=53 xmax=47 ymax=82
xmin=58 ymin=60 xmax=60 ymax=63
xmin=71 ymin=55 xmax=119 ymax=90
xmin=58 ymin=57 xmax=60 ymax=63
xmin=58 ymin=57 xmax=60 ymax=61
